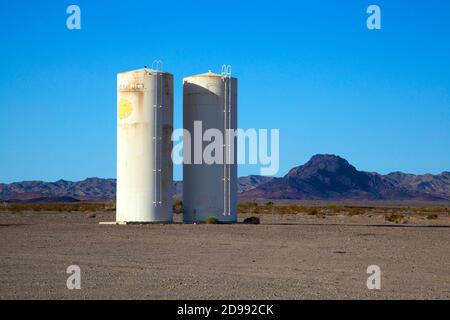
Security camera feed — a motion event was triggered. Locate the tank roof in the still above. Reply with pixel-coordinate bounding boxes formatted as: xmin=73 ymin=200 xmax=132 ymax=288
xmin=184 ymin=70 xmax=236 ymax=80
xmin=117 ymin=67 xmax=172 ymax=76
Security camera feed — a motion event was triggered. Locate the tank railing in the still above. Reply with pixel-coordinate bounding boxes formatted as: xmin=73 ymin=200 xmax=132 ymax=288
xmin=221 ymin=64 xmax=232 ymax=77
xmin=151 ymin=59 xmax=163 ymax=72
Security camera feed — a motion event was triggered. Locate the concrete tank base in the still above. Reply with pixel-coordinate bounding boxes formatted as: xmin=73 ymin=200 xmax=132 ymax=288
xmin=99 ymin=221 xmax=173 ymax=225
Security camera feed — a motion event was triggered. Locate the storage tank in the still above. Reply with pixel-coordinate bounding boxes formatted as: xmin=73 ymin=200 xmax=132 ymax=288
xmin=183 ymin=71 xmax=237 ymax=223
xmin=116 ymin=68 xmax=173 ymax=223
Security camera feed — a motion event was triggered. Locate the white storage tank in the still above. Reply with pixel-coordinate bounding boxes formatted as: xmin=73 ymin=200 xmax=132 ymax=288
xmin=183 ymin=71 xmax=237 ymax=223
xmin=116 ymin=68 xmax=173 ymax=223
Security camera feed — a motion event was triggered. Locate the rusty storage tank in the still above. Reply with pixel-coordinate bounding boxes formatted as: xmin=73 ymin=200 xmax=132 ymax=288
xmin=116 ymin=68 xmax=173 ymax=223
xmin=183 ymin=70 xmax=237 ymax=223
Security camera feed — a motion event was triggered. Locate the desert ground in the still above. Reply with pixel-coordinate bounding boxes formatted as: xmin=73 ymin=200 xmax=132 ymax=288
xmin=0 ymin=203 xmax=449 ymax=299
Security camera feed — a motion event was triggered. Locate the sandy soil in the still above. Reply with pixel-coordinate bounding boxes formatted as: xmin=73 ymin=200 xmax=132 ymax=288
xmin=0 ymin=211 xmax=449 ymax=299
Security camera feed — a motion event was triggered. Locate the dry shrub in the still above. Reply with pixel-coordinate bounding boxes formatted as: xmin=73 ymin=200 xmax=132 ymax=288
xmin=288 ymin=205 xmax=308 ymax=214
xmin=238 ymin=201 xmax=259 ymax=213
xmin=385 ymin=213 xmax=408 ymax=224
xmin=104 ymin=201 xmax=116 ymax=211
xmin=347 ymin=207 xmax=365 ymax=216
xmin=173 ymin=198 xmax=183 ymax=214
xmin=1 ymin=202 xmax=113 ymax=213
xmin=205 ymin=216 xmax=219 ymax=224
xmin=327 ymin=205 xmax=346 ymax=213
xmin=307 ymin=208 xmax=319 ymax=216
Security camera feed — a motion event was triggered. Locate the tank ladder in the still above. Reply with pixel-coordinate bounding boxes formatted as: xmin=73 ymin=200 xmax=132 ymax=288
xmin=151 ymin=60 xmax=163 ymax=208
xmin=221 ymin=65 xmax=232 ymax=216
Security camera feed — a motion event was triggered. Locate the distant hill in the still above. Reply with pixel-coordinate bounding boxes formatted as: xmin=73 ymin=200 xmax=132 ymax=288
xmin=0 ymin=178 xmax=116 ymax=202
xmin=238 ymin=175 xmax=274 ymax=193
xmin=172 ymin=175 xmax=273 ymax=198
xmin=1 ymin=155 xmax=449 ymax=202
xmin=240 ymin=155 xmax=450 ymax=201
xmin=0 ymin=176 xmax=267 ymax=202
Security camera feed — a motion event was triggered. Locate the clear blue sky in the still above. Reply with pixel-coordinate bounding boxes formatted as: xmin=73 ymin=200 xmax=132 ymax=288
xmin=0 ymin=0 xmax=449 ymax=183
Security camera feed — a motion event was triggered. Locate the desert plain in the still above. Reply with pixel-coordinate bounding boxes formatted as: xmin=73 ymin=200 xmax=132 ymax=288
xmin=0 ymin=202 xmax=449 ymax=299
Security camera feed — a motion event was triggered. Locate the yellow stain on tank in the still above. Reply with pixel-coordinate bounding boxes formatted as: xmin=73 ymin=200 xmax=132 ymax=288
xmin=118 ymin=99 xmax=132 ymax=119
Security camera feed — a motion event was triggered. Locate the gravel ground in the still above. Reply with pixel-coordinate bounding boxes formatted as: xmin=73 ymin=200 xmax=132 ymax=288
xmin=0 ymin=211 xmax=449 ymax=299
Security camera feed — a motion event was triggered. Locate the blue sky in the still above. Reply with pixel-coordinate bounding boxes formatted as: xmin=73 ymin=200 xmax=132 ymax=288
xmin=0 ymin=0 xmax=449 ymax=183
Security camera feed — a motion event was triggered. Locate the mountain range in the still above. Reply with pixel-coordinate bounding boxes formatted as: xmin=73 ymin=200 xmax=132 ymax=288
xmin=1 ymin=155 xmax=449 ymax=202
xmin=239 ymin=155 xmax=450 ymax=201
